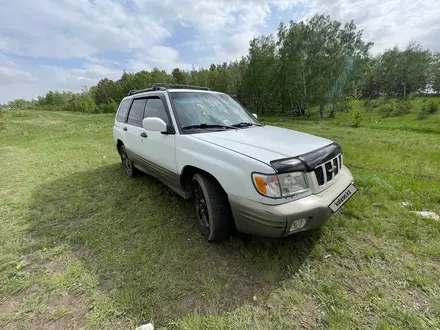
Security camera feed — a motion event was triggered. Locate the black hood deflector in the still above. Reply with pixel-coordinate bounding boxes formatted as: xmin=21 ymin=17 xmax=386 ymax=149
xmin=270 ymin=143 xmax=342 ymax=173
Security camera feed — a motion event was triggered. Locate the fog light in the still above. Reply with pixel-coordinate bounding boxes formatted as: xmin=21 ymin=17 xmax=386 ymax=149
xmin=290 ymin=218 xmax=308 ymax=232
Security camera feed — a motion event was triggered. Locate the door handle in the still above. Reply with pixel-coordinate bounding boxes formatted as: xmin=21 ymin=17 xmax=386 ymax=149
xmin=123 ymin=127 xmax=128 ymax=131
xmin=140 ymin=132 xmax=148 ymax=138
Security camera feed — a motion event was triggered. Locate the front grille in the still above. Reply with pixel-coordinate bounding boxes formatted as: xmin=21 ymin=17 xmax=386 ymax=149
xmin=333 ymin=158 xmax=339 ymax=176
xmin=325 ymin=162 xmax=334 ymax=181
xmin=314 ymin=154 xmax=342 ymax=186
xmin=315 ymin=166 xmax=325 ymax=185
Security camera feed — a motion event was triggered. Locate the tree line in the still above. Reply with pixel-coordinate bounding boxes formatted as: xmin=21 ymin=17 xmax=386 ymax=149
xmin=3 ymin=14 xmax=440 ymax=117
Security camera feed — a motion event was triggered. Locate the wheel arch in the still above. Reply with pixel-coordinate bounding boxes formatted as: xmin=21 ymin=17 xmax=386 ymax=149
xmin=180 ymin=165 xmax=228 ymax=199
xmin=183 ymin=165 xmax=236 ymax=240
xmin=116 ymin=139 xmax=124 ymax=153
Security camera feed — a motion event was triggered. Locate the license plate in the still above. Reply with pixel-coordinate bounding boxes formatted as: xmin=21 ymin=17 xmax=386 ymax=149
xmin=329 ymin=183 xmax=358 ymax=213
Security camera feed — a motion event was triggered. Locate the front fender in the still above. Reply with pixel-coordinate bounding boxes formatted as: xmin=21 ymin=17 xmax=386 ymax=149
xmin=176 ymin=136 xmax=272 ymax=201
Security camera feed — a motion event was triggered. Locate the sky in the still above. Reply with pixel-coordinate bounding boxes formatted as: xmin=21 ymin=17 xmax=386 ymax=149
xmin=1 ymin=0 xmax=440 ymax=104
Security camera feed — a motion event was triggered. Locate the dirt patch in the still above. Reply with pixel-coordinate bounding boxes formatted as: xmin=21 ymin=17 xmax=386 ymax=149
xmin=43 ymin=260 xmax=65 ymax=274
xmin=396 ymin=289 xmax=431 ymax=313
xmin=0 ymin=288 xmax=29 ymax=315
xmin=31 ymin=292 xmax=89 ymax=330
xmin=0 ymin=277 xmax=90 ymax=330
xmin=99 ymin=277 xmax=113 ymax=291
xmin=266 ymin=293 xmax=320 ymax=329
xmin=164 ymin=294 xmax=199 ymax=317
xmin=297 ymin=298 xmax=320 ymax=330
xmin=71 ymin=245 xmax=89 ymax=261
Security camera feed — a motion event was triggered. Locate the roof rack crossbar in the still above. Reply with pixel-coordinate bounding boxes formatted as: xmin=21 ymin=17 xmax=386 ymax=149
xmin=127 ymin=83 xmax=210 ymax=96
xmin=152 ymin=83 xmax=210 ymax=91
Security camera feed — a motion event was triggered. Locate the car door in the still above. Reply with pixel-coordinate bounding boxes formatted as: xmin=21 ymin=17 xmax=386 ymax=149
xmin=140 ymin=95 xmax=179 ymax=191
xmin=124 ymin=98 xmax=147 ymax=161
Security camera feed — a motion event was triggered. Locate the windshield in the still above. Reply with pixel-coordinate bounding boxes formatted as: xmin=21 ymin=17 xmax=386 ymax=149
xmin=170 ymin=92 xmax=260 ymax=130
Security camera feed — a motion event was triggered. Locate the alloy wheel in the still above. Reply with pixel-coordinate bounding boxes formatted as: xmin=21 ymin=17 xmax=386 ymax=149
xmin=194 ymin=181 xmax=210 ymax=230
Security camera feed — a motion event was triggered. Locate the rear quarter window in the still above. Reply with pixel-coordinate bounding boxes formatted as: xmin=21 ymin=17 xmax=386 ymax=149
xmin=116 ymin=99 xmax=132 ymax=122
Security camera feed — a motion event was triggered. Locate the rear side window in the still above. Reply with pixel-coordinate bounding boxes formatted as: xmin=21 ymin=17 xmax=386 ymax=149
xmin=116 ymin=99 xmax=131 ymax=122
xmin=144 ymin=97 xmax=169 ymax=124
xmin=127 ymin=99 xmax=147 ymax=127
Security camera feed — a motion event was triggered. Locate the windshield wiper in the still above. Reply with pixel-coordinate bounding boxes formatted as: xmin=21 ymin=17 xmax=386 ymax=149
xmin=232 ymin=122 xmax=262 ymax=128
xmin=181 ymin=123 xmax=237 ymax=130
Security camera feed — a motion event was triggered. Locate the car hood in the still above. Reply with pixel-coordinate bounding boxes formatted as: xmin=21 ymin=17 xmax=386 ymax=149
xmin=193 ymin=125 xmax=333 ymax=166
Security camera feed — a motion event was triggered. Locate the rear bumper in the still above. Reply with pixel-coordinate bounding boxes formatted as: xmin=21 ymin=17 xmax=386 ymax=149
xmin=229 ymin=166 xmax=354 ymax=237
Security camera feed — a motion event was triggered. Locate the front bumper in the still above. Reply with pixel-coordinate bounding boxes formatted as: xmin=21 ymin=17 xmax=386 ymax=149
xmin=229 ymin=166 xmax=355 ymax=237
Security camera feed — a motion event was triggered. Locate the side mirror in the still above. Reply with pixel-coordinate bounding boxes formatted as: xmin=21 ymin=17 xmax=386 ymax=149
xmin=142 ymin=117 xmax=168 ymax=133
xmin=252 ymin=113 xmax=258 ymax=119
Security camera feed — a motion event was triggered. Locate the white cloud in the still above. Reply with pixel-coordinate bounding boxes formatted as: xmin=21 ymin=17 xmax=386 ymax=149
xmin=0 ymin=0 xmax=170 ymax=58
xmin=0 ymin=60 xmax=122 ymax=102
xmin=0 ymin=66 xmax=36 ymax=86
xmin=0 ymin=55 xmax=36 ymax=104
xmin=301 ymin=0 xmax=440 ymax=53
xmin=127 ymin=46 xmax=193 ymax=73
xmin=0 ymin=0 xmax=439 ymax=103
xmin=50 ymin=64 xmax=123 ymax=90
xmin=141 ymin=0 xmax=275 ymax=65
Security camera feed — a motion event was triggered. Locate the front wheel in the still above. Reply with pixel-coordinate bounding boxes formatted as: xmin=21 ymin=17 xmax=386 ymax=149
xmin=191 ymin=173 xmax=234 ymax=241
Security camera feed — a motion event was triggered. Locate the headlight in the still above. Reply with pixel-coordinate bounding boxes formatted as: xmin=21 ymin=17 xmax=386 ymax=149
xmin=252 ymin=172 xmax=309 ymax=198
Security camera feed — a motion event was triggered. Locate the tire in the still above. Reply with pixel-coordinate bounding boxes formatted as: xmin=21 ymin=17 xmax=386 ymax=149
xmin=191 ymin=173 xmax=234 ymax=241
xmin=118 ymin=144 xmax=136 ymax=177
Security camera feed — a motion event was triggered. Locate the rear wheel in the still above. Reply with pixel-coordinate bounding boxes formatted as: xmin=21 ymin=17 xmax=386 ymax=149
xmin=191 ymin=173 xmax=233 ymax=241
xmin=119 ymin=144 xmax=136 ymax=177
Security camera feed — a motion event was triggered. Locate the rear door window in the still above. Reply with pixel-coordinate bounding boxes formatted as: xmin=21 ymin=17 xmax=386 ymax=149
xmin=127 ymin=99 xmax=147 ymax=127
xmin=116 ymin=99 xmax=132 ymax=122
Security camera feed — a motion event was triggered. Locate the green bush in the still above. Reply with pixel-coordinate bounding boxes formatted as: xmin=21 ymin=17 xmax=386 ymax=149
xmin=98 ymin=102 xmax=117 ymax=113
xmin=390 ymin=100 xmax=412 ymax=117
xmin=417 ymin=106 xmax=427 ymax=120
xmin=363 ymin=99 xmax=372 ymax=107
xmin=348 ymin=100 xmax=363 ymax=128
xmin=378 ymin=103 xmax=393 ymax=118
xmin=349 ymin=109 xmax=362 ymax=127
xmin=368 ymin=99 xmax=379 ymax=108
xmin=334 ymin=101 xmax=351 ymax=112
xmin=369 ymin=96 xmax=388 ymax=109
xmin=427 ymin=100 xmax=439 ymax=114
xmin=407 ymin=92 xmax=417 ymax=100
xmin=362 ymin=99 xmax=375 ymax=112
xmin=11 ymin=111 xmax=30 ymax=118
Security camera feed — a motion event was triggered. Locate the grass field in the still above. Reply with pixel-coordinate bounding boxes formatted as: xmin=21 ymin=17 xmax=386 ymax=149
xmin=1 ymin=109 xmax=439 ymax=329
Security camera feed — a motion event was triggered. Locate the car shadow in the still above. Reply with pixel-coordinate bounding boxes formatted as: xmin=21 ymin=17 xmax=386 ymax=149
xmin=27 ymin=163 xmax=321 ymax=326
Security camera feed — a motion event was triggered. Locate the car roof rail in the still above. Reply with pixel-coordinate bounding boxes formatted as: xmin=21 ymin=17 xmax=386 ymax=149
xmin=127 ymin=88 xmax=155 ymax=96
xmin=152 ymin=83 xmax=210 ymax=91
xmin=127 ymin=83 xmax=210 ymax=96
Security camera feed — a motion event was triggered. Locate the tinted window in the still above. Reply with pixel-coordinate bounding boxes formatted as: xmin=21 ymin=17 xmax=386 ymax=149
xmin=116 ymin=99 xmax=131 ymax=122
xmin=144 ymin=98 xmax=169 ymax=124
xmin=127 ymin=99 xmax=147 ymax=127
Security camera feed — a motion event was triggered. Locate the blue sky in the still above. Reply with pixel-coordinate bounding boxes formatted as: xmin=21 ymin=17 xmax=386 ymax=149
xmin=1 ymin=0 xmax=439 ymax=103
